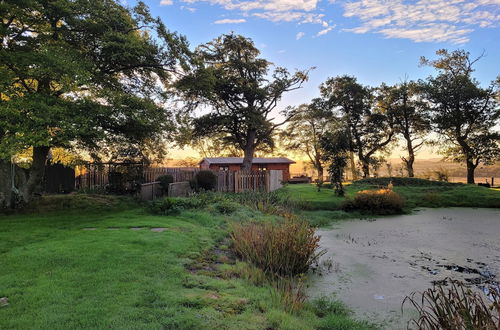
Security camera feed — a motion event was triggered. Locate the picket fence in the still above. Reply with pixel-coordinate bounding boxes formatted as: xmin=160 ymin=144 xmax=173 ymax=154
xmin=76 ymin=165 xmax=283 ymax=197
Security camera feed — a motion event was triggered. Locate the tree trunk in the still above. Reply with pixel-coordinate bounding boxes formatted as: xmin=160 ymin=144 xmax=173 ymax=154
xmin=0 ymin=160 xmax=13 ymax=209
xmin=241 ymin=130 xmax=256 ymax=171
xmin=317 ymin=165 xmax=324 ymax=184
xmin=20 ymin=146 xmax=50 ymax=203
xmin=405 ymin=140 xmax=415 ymax=177
xmin=466 ymin=159 xmax=476 ymax=184
xmin=360 ymin=159 xmax=370 ymax=178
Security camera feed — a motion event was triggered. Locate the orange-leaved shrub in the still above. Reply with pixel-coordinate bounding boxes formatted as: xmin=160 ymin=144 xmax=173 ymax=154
xmin=230 ymin=219 xmax=325 ymax=277
xmin=341 ymin=189 xmax=404 ymax=214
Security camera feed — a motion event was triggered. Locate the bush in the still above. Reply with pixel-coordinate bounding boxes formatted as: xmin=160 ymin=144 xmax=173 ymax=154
xmin=194 ymin=170 xmax=217 ymax=191
xmin=341 ymin=189 xmax=404 ymax=214
xmin=213 ymin=200 xmax=239 ymax=214
xmin=403 ymin=279 xmax=499 ymax=329
xmin=156 ymin=174 xmax=174 ymax=194
xmin=230 ymin=219 xmax=326 ymax=277
xmin=107 ymin=171 xmax=125 ymax=194
xmin=147 ymin=197 xmax=204 ymax=215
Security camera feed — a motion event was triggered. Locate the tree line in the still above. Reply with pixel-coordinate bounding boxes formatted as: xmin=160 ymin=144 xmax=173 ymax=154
xmin=0 ymin=0 xmax=498 ymax=208
xmin=283 ymin=51 xmax=499 ymax=189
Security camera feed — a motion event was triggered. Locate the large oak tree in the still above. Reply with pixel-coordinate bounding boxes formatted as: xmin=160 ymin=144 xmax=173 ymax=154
xmin=420 ymin=50 xmax=499 ymax=184
xmin=176 ymin=33 xmax=309 ymax=170
xmin=0 ymin=0 xmax=190 ymax=207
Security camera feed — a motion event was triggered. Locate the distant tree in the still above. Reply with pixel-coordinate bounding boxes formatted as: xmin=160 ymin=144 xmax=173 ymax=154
xmin=320 ymin=128 xmax=350 ymax=196
xmin=420 ymin=49 xmax=500 ymax=184
xmin=281 ymin=99 xmax=334 ymax=183
xmin=176 ymin=157 xmax=199 ymax=167
xmin=0 ymin=0 xmax=190 ymax=207
xmin=320 ymin=76 xmax=395 ymax=178
xmin=176 ymin=33 xmax=309 ymax=170
xmin=376 ymin=81 xmax=430 ymax=177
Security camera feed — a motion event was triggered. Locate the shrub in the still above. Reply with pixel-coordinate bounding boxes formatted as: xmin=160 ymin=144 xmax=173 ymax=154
xmin=403 ymin=279 xmax=499 ymax=329
xmin=342 ymin=189 xmax=404 ymax=214
xmin=147 ymin=197 xmax=181 ymax=215
xmin=213 ymin=200 xmax=239 ymax=214
xmin=156 ymin=174 xmax=174 ymax=194
xmin=147 ymin=197 xmax=204 ymax=215
xmin=107 ymin=171 xmax=125 ymax=194
xmin=194 ymin=170 xmax=217 ymax=191
xmin=230 ymin=219 xmax=326 ymax=277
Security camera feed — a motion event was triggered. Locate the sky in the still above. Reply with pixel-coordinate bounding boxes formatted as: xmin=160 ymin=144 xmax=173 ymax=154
xmin=132 ymin=0 xmax=500 ymax=159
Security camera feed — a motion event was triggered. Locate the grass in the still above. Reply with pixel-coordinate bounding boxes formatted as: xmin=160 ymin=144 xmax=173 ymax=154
xmin=0 ymin=194 xmax=372 ymax=329
xmin=284 ymin=179 xmax=500 ymax=226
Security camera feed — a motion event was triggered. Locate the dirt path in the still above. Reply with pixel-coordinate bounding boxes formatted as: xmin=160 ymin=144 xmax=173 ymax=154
xmin=308 ymin=208 xmax=500 ymax=329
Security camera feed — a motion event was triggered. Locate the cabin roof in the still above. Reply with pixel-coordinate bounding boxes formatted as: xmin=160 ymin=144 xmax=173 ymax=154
xmin=200 ymin=157 xmax=295 ymax=165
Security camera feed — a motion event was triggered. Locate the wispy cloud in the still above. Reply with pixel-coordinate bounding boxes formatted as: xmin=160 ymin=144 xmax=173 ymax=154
xmin=213 ymin=18 xmax=246 ymax=24
xmin=169 ymin=0 xmax=500 ymax=43
xmin=317 ymin=25 xmax=335 ymax=36
xmin=177 ymin=0 xmax=331 ymax=34
xmin=342 ymin=0 xmax=500 ymax=44
xmin=296 ymin=31 xmax=306 ymax=40
xmin=160 ymin=0 xmax=173 ymax=6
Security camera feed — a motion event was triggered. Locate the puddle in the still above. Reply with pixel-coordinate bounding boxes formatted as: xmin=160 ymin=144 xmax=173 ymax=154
xmin=307 ymin=208 xmax=500 ymax=329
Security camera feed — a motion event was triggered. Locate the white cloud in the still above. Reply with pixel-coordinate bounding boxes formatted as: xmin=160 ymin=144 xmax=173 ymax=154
xmin=175 ymin=0 xmax=500 ymax=43
xmin=213 ymin=18 xmax=246 ymax=24
xmin=179 ymin=0 xmax=330 ymax=34
xmin=317 ymin=25 xmax=335 ymax=36
xmin=342 ymin=0 xmax=500 ymax=44
xmin=160 ymin=0 xmax=173 ymax=5
xmin=296 ymin=31 xmax=306 ymax=39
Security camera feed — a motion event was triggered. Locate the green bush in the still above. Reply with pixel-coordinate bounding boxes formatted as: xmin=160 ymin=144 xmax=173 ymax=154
xmin=213 ymin=200 xmax=239 ymax=214
xmin=342 ymin=189 xmax=404 ymax=215
xmin=156 ymin=174 xmax=174 ymax=194
xmin=147 ymin=197 xmax=181 ymax=215
xmin=194 ymin=170 xmax=217 ymax=191
xmin=230 ymin=219 xmax=325 ymax=277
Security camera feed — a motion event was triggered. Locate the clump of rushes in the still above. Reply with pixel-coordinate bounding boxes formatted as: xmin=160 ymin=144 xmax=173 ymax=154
xmin=342 ymin=188 xmax=404 ymax=214
xmin=230 ymin=219 xmax=325 ymax=277
xmin=403 ymin=279 xmax=500 ymax=329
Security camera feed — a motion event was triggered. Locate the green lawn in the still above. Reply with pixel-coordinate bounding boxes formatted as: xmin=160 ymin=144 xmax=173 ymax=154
xmin=284 ymin=181 xmax=500 ymax=226
xmin=0 ymin=195 xmax=373 ymax=330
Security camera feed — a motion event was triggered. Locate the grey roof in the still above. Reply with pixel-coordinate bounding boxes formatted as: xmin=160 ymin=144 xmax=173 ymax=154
xmin=200 ymin=157 xmax=295 ymax=165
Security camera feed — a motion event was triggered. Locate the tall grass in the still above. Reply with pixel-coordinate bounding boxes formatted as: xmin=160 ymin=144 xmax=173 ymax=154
xmin=230 ymin=218 xmax=326 ymax=312
xmin=230 ymin=219 xmax=325 ymax=277
xmin=403 ymin=279 xmax=499 ymax=329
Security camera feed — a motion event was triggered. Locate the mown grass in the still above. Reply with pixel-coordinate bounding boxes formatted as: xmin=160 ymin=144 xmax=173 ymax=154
xmin=0 ymin=194 xmax=372 ymax=329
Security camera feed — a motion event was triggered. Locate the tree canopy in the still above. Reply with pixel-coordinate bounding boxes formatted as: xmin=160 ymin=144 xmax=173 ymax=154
xmin=0 ymin=0 xmax=190 ymax=206
xmin=176 ymin=33 xmax=309 ymax=170
xmin=420 ymin=49 xmax=499 ymax=184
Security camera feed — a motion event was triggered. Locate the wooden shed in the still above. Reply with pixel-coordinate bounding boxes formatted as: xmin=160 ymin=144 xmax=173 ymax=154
xmin=199 ymin=157 xmax=295 ymax=181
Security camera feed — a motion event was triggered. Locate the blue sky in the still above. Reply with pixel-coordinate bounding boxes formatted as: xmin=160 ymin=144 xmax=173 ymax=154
xmin=133 ymin=0 xmax=500 ymax=158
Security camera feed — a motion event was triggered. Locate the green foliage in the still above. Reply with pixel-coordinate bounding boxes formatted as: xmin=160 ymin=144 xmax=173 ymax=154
xmin=342 ymin=189 xmax=405 ymax=215
xmin=320 ymin=128 xmax=350 ymax=196
xmin=194 ymin=170 xmax=217 ymax=191
xmin=0 ymin=0 xmax=190 ymax=204
xmin=403 ymin=279 xmax=499 ymax=329
xmin=320 ymin=75 xmax=394 ymax=178
xmin=213 ymin=200 xmax=239 ymax=214
xmin=230 ymin=219 xmax=326 ymax=277
xmin=156 ymin=174 xmax=174 ymax=193
xmin=147 ymin=197 xmax=204 ymax=215
xmin=420 ymin=49 xmax=500 ymax=183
